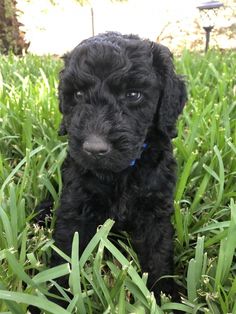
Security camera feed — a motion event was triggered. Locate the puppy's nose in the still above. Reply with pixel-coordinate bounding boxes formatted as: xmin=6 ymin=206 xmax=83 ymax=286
xmin=83 ymin=135 xmax=111 ymax=156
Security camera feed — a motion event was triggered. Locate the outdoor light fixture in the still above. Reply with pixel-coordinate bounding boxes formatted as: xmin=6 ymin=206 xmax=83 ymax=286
xmin=197 ymin=1 xmax=224 ymax=52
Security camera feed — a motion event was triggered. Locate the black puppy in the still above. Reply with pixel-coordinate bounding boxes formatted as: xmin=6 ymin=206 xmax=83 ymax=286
xmin=51 ymin=32 xmax=186 ymax=306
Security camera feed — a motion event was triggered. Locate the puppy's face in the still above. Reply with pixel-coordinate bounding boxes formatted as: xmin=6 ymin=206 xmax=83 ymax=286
xmin=58 ymin=33 xmax=186 ymax=173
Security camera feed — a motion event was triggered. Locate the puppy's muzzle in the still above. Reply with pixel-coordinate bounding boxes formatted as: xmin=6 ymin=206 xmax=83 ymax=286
xmin=83 ymin=135 xmax=111 ymax=156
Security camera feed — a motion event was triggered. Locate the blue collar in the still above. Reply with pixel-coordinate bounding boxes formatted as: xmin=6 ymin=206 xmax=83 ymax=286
xmin=130 ymin=143 xmax=148 ymax=167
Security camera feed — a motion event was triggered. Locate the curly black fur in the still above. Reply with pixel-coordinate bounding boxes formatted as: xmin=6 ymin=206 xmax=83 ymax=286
xmin=51 ymin=32 xmax=187 ymax=306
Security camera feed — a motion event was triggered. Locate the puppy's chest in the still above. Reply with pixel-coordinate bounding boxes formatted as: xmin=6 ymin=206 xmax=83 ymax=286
xmin=109 ymin=191 xmax=131 ymax=223
xmin=93 ymin=181 xmax=135 ymax=224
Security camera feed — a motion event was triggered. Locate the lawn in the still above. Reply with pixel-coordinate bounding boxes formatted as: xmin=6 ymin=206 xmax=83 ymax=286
xmin=0 ymin=50 xmax=235 ymax=313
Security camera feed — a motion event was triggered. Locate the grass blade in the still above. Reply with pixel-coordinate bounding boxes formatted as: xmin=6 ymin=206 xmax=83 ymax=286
xmin=70 ymin=232 xmax=86 ymax=314
xmin=0 ymin=290 xmax=70 ymax=314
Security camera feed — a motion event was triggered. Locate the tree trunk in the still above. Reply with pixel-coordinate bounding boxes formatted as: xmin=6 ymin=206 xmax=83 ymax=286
xmin=0 ymin=0 xmax=29 ymax=55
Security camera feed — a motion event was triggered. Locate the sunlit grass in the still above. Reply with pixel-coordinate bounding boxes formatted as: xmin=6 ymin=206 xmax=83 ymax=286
xmin=0 ymin=50 xmax=235 ymax=313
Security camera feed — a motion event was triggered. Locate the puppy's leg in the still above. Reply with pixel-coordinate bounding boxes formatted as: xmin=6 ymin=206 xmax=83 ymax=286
xmin=52 ymin=213 xmax=100 ymax=263
xmin=34 ymin=198 xmax=54 ymax=227
xmin=131 ymin=217 xmax=177 ymax=303
xmin=49 ymin=210 xmax=103 ymax=307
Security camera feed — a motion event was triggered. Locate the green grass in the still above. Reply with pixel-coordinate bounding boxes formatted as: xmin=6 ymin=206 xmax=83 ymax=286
xmin=0 ymin=50 xmax=235 ymax=313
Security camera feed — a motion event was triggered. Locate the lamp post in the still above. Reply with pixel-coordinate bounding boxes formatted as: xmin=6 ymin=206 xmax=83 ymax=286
xmin=197 ymin=1 xmax=224 ymax=52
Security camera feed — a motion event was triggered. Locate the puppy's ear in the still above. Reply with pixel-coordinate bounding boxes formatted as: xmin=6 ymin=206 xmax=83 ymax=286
xmin=151 ymin=42 xmax=187 ymax=138
xmin=61 ymin=52 xmax=71 ymax=67
xmin=58 ymin=76 xmax=67 ymax=136
xmin=58 ymin=53 xmax=71 ymax=136
xmin=58 ymin=117 xmax=67 ymax=136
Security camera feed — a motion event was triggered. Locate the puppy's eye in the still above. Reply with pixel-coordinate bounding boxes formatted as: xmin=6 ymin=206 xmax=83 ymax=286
xmin=74 ymin=90 xmax=84 ymax=100
xmin=126 ymin=91 xmax=142 ymax=102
